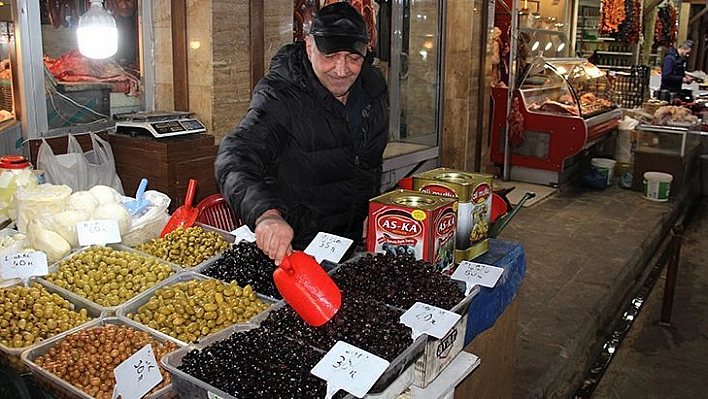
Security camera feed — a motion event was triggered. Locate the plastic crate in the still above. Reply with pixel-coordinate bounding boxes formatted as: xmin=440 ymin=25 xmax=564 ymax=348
xmin=609 ymin=66 xmax=650 ymax=109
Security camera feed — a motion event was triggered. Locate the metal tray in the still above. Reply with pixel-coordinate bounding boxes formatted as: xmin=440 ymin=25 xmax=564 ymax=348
xmin=21 ymin=317 xmax=183 ymax=399
xmin=116 ymin=271 xmax=278 ymax=346
xmin=130 ymin=222 xmax=235 ymax=270
xmin=0 ymin=279 xmax=105 ymax=374
xmin=251 ymin=300 xmax=426 ymax=394
xmin=36 ymin=245 xmax=181 ymax=316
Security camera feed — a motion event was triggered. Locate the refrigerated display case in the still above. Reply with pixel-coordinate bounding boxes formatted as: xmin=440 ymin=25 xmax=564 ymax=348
xmin=490 ymin=57 xmax=621 ymax=186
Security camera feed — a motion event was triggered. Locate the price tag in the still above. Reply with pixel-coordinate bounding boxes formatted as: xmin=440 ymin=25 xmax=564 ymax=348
xmin=311 ymin=341 xmax=389 ymax=399
xmin=1 ymin=252 xmax=48 ymax=280
xmin=77 ymin=220 xmax=121 ymax=246
xmin=400 ymin=302 xmax=461 ymax=340
xmin=451 ymin=261 xmax=504 ymax=295
xmin=207 ymin=391 xmax=225 ymax=399
xmin=304 ymin=232 xmax=353 ymax=264
xmin=230 ymin=225 xmax=256 ymax=243
xmin=112 ymin=344 xmax=162 ymax=399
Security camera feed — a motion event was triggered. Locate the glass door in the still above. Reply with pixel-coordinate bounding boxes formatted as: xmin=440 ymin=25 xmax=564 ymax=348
xmin=380 ymin=0 xmax=442 ymax=161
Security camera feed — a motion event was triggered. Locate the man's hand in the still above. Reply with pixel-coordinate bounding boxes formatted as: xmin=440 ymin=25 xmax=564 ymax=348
xmin=255 ymin=209 xmax=293 ymax=265
xmin=683 ymin=75 xmax=694 ymax=83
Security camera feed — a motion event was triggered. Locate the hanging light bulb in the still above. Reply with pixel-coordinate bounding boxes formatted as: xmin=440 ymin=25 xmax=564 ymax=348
xmin=77 ymin=0 xmax=117 ymax=59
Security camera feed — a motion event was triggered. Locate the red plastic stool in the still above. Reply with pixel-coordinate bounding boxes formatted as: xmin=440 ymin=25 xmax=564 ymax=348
xmin=195 ymin=194 xmax=242 ymax=232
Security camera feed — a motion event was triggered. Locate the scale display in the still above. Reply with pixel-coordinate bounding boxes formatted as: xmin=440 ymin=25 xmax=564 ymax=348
xmin=114 ymin=111 xmax=206 ymax=138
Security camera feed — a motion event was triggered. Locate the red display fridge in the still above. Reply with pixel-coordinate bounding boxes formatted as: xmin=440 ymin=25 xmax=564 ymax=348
xmin=490 ymin=57 xmax=622 ymax=186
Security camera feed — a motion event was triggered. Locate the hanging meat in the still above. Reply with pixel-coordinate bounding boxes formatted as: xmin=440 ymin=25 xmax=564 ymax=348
xmin=294 ymin=0 xmax=319 ymax=41
xmin=47 ymin=0 xmax=81 ymax=29
xmin=507 ymin=98 xmax=525 ymax=148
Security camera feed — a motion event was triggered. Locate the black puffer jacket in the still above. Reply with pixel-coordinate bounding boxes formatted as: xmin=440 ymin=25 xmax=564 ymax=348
xmin=215 ymin=41 xmax=389 ymax=250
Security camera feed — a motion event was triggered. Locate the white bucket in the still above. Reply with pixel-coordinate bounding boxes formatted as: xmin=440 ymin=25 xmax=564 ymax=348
xmin=643 ymin=172 xmax=673 ymax=202
xmin=591 ymin=158 xmax=617 ymax=186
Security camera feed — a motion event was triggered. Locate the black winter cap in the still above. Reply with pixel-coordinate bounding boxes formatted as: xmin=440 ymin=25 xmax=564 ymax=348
xmin=310 ymin=2 xmax=368 ymax=56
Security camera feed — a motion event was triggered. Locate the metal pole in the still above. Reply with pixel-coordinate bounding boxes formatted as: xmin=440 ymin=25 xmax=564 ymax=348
xmin=504 ymin=0 xmax=520 ymax=181
xmin=660 ymin=225 xmax=683 ymax=325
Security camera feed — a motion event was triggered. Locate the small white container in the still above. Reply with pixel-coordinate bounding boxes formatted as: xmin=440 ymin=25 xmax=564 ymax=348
xmin=643 ymin=172 xmax=673 ymax=201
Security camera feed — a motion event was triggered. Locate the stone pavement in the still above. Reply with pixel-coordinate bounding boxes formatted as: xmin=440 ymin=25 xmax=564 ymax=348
xmin=591 ymin=197 xmax=708 ymax=398
xmin=495 ymin=176 xmax=701 ymax=398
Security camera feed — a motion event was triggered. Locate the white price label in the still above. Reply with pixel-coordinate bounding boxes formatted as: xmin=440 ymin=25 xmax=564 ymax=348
xmin=304 ymin=232 xmax=353 ymax=264
xmin=1 ymin=251 xmax=48 ymax=280
xmin=230 ymin=225 xmax=256 ymax=243
xmin=77 ymin=220 xmax=122 ymax=247
xmin=311 ymin=341 xmax=389 ymax=399
xmin=207 ymin=391 xmax=225 ymax=399
xmin=400 ymin=302 xmax=461 ymax=340
xmin=451 ymin=261 xmax=504 ymax=295
xmin=112 ymin=344 xmax=162 ymax=399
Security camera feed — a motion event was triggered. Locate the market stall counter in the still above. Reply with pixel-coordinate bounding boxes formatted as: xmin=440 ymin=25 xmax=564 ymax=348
xmin=456 ymin=238 xmax=526 ymax=398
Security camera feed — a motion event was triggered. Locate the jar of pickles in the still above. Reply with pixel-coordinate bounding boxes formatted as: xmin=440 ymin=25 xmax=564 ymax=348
xmin=0 ymin=155 xmax=38 ymax=221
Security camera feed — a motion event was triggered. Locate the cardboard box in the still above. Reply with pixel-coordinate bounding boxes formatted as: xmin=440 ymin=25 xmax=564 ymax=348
xmin=412 ymin=313 xmax=469 ymax=388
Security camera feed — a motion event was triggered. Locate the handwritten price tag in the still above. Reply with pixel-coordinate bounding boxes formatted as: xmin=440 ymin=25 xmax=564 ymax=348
xmin=1 ymin=252 xmax=48 ymax=280
xmin=311 ymin=341 xmax=389 ymax=399
xmin=451 ymin=261 xmax=504 ymax=295
xmin=77 ymin=220 xmax=121 ymax=247
xmin=304 ymin=232 xmax=353 ymax=264
xmin=112 ymin=344 xmax=162 ymax=399
xmin=230 ymin=225 xmax=256 ymax=243
xmin=400 ymin=302 xmax=461 ymax=340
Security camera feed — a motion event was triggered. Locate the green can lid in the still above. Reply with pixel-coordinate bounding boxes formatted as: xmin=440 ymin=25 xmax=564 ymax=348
xmin=0 ymin=155 xmax=30 ymax=169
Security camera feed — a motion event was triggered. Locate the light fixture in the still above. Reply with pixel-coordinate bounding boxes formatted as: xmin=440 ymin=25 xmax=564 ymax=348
xmin=557 ymin=42 xmax=566 ymax=52
xmin=77 ymin=0 xmax=117 ymax=59
xmin=544 ymin=41 xmax=553 ymax=51
xmin=532 ymin=41 xmax=540 ymax=51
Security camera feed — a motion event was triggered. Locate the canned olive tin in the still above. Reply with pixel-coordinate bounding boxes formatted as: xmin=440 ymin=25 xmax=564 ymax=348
xmin=413 ymin=168 xmax=493 ymax=263
xmin=367 ymin=189 xmax=457 ymax=273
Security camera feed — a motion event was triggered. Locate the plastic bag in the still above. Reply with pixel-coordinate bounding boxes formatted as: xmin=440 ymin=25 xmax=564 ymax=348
xmin=37 ymin=133 xmax=124 ymax=194
xmin=120 ymin=190 xmax=171 ymax=247
xmin=84 ymin=133 xmax=124 ymax=194
xmin=37 ymin=134 xmax=88 ymax=192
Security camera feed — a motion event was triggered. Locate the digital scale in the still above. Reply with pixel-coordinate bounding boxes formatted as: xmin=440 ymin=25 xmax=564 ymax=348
xmin=114 ymin=111 xmax=206 ymax=138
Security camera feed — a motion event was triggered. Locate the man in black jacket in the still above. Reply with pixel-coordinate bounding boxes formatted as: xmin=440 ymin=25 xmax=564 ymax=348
xmin=215 ymin=2 xmax=389 ymax=265
xmin=660 ymin=40 xmax=694 ymax=94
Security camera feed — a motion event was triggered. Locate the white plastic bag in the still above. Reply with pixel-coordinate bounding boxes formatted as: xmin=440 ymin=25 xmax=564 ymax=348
xmin=37 ymin=134 xmax=89 ymax=192
xmin=120 ymin=190 xmax=171 ymax=247
xmin=84 ymin=133 xmax=124 ymax=194
xmin=37 ymin=133 xmax=124 ymax=194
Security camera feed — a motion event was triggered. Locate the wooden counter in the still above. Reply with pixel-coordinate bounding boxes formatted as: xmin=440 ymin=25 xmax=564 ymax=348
xmin=109 ymin=133 xmax=219 ymax=211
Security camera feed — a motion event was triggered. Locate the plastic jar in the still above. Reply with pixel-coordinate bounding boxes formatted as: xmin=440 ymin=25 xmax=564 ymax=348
xmin=0 ymin=155 xmax=38 ymax=221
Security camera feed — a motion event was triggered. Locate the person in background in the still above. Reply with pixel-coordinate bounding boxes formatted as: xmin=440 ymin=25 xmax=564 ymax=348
xmin=660 ymin=40 xmax=694 ymax=94
xmin=215 ymin=2 xmax=389 ymax=265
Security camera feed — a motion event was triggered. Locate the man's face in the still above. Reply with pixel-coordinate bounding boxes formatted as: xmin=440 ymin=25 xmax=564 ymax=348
xmin=306 ymin=36 xmax=364 ymax=101
xmin=679 ymin=47 xmax=692 ymax=58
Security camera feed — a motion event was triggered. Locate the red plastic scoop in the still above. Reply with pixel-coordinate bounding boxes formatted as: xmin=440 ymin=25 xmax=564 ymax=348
xmin=273 ymin=251 xmax=342 ymax=327
xmin=160 ymin=179 xmax=199 ymax=237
